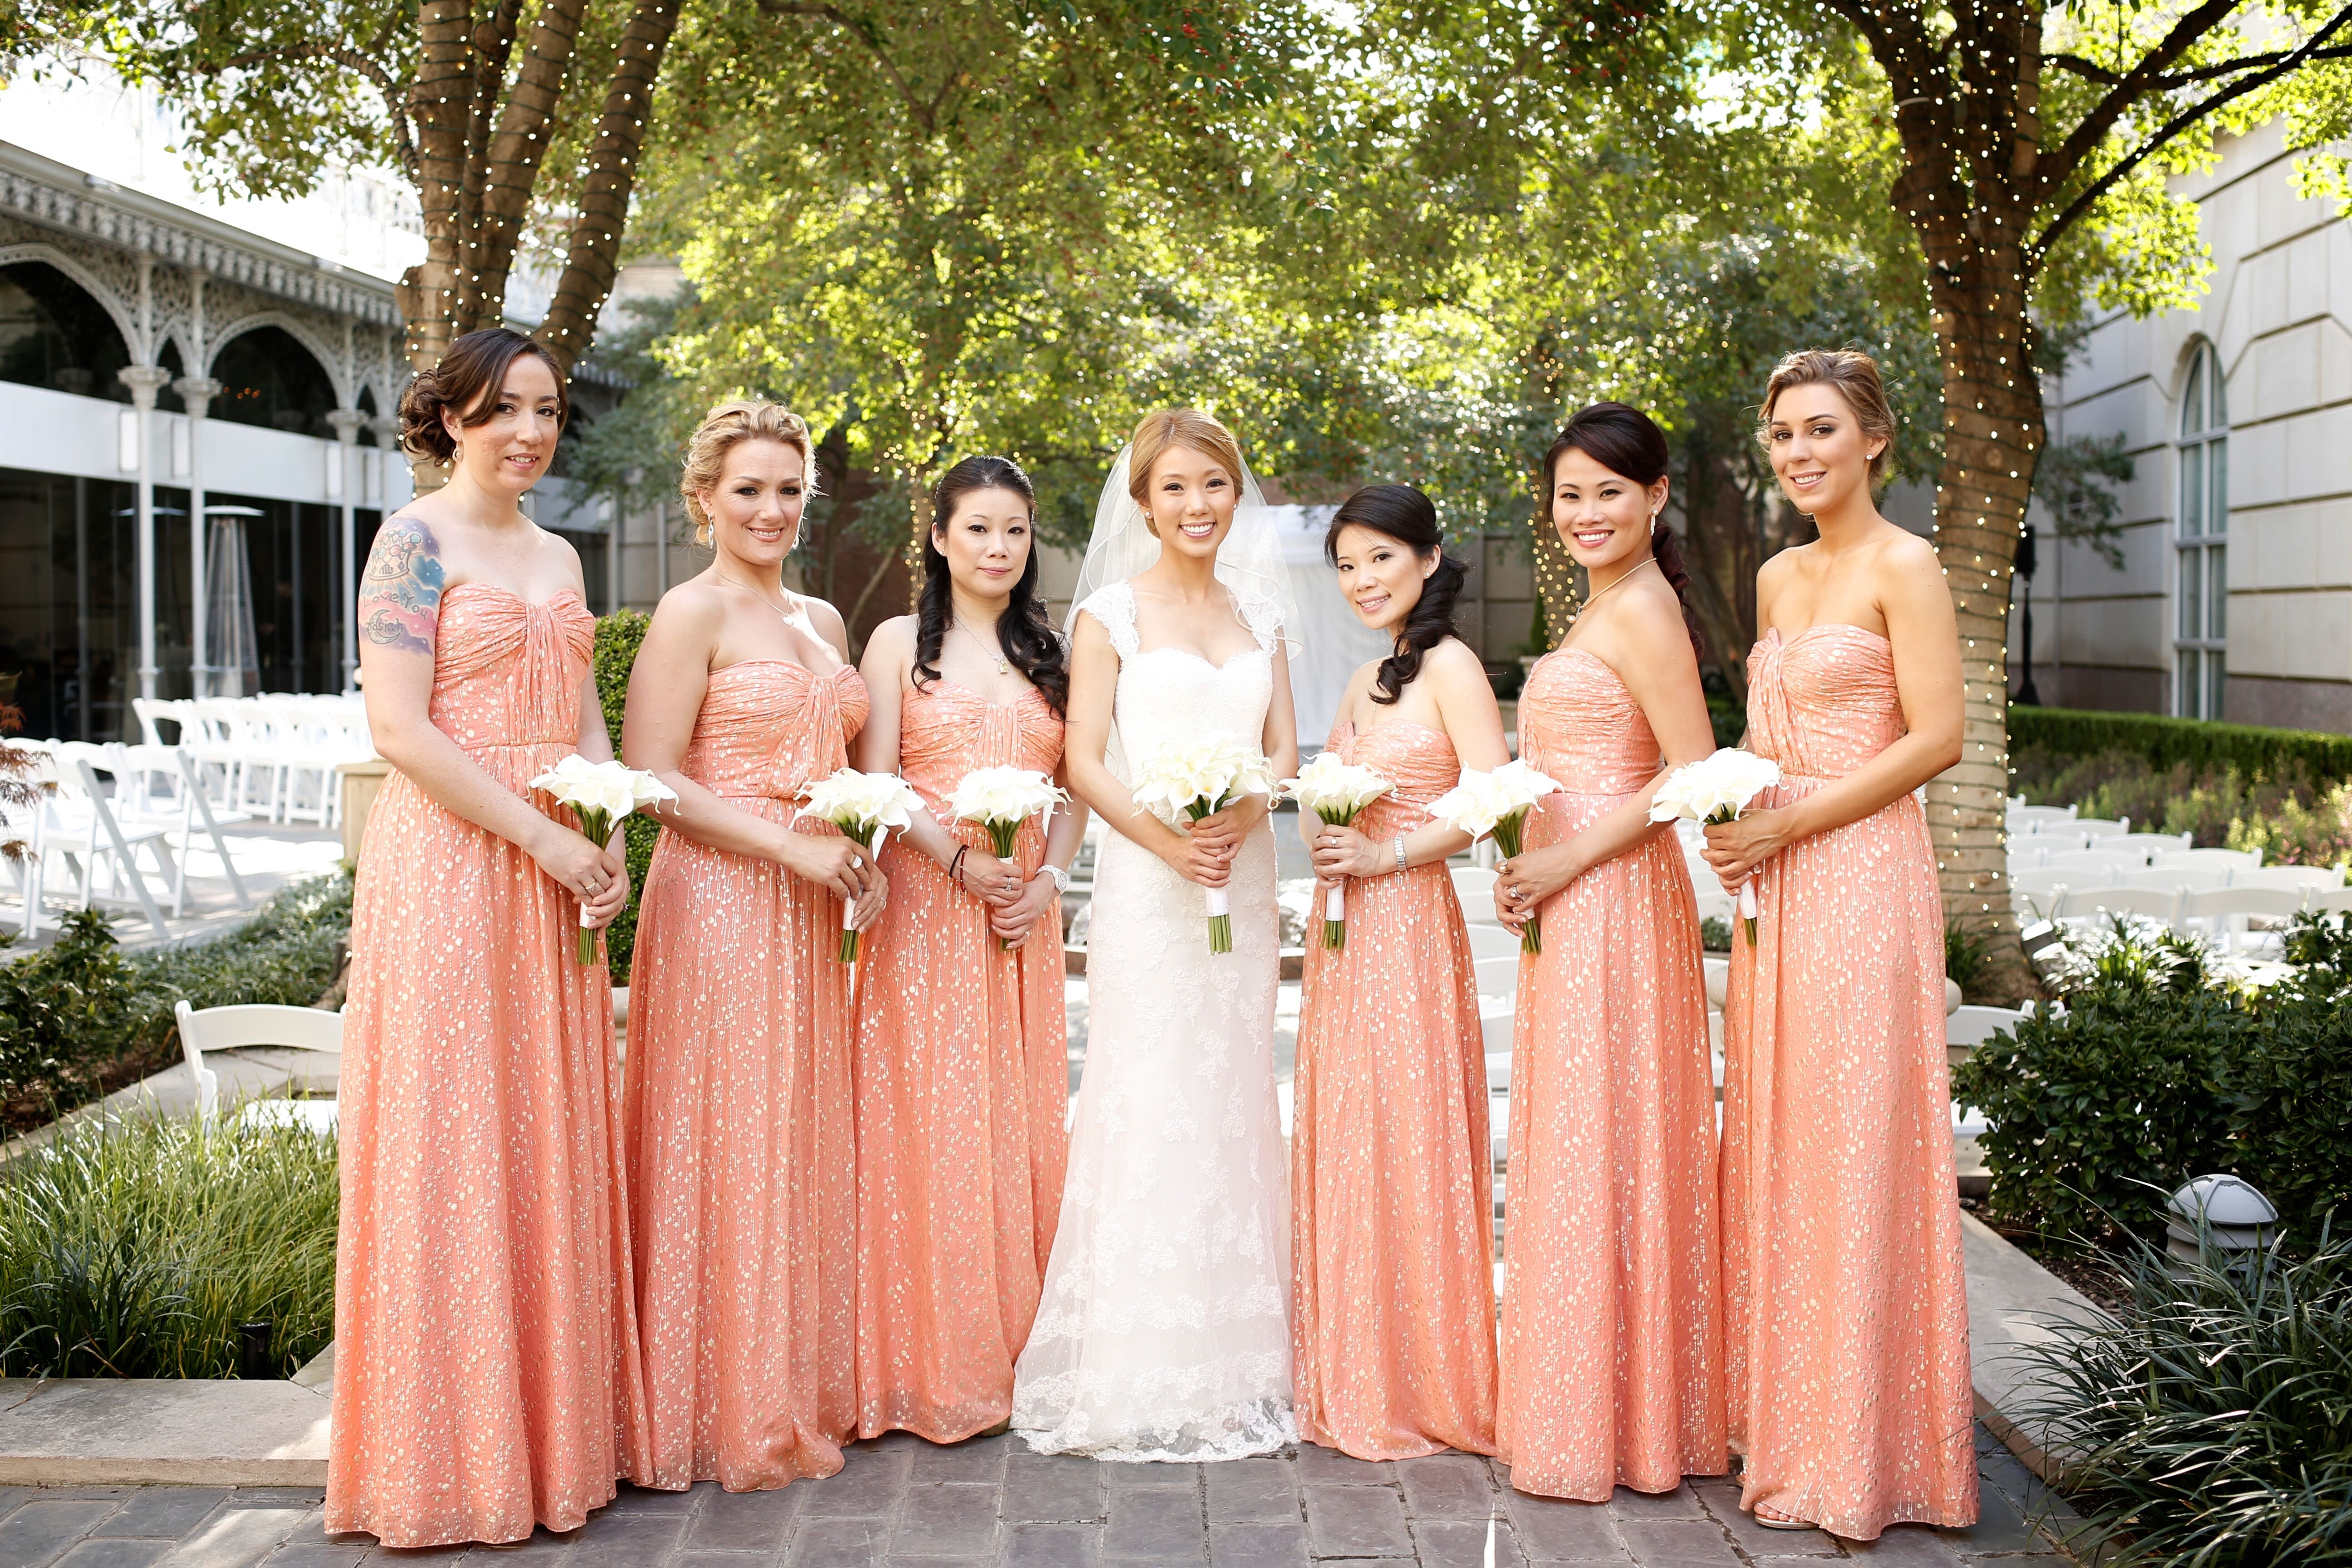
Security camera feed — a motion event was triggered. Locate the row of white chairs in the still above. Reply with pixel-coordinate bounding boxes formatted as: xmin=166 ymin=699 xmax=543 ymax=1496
xmin=2009 ymin=859 xmax=2328 ymax=898
xmin=2013 ymin=880 xmax=2337 ymax=930
xmin=0 ymin=741 xmax=255 ymax=939
xmin=131 ymin=696 xmax=374 ymax=829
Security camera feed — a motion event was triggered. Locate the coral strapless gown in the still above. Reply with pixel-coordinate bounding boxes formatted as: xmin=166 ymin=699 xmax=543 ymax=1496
xmin=855 ymin=679 xmax=1070 ymax=1442
xmin=329 ymin=586 xmax=649 ymax=1548
xmin=623 ymin=659 xmax=869 ymax=1492
xmin=1497 ymin=648 xmax=1725 ymax=1500
xmin=1292 ymin=719 xmax=1496 ymax=1460
xmin=1723 ymin=626 xmax=1977 ymax=1538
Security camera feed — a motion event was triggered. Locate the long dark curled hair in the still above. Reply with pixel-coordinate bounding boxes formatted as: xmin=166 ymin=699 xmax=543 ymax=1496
xmin=913 ymin=455 xmax=1069 ymax=714
xmin=1543 ymin=402 xmax=1706 ymax=661
xmin=1323 ymin=483 xmax=1470 ymax=706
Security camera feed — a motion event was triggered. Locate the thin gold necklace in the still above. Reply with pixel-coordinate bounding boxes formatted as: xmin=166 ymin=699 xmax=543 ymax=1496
xmin=951 ymin=615 xmax=1011 ymax=676
xmin=1579 ymin=552 xmax=1658 ymax=614
xmin=714 ymin=570 xmax=796 ymax=627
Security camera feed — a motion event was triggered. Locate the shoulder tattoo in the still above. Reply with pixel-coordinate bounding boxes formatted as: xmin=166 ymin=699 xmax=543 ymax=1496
xmin=358 ymin=518 xmax=445 ymax=656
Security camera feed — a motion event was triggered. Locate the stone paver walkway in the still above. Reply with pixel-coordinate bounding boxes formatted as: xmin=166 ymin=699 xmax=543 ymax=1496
xmin=0 ymin=1423 xmax=2090 ymax=1566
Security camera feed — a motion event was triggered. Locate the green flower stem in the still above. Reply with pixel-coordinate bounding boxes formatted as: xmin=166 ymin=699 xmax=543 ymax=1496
xmin=1493 ymin=813 xmax=1538 ymax=955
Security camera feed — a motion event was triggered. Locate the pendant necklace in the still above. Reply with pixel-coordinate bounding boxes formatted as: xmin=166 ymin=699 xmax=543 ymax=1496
xmin=954 ymin=617 xmax=1012 ymax=676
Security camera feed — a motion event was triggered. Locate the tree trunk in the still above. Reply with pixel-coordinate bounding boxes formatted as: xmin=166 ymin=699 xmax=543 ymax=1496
xmin=1675 ymin=444 xmax=1761 ymax=705
xmin=1928 ymin=275 xmax=2042 ymax=938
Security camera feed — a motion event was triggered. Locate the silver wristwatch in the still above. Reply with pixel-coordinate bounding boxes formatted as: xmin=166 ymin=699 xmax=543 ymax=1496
xmin=1391 ymin=835 xmax=1409 ymax=874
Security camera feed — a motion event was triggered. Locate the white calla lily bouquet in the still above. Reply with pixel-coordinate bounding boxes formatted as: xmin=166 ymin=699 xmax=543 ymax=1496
xmin=1648 ymin=747 xmax=1784 ymax=943
xmin=1428 ymin=759 xmax=1563 ymax=954
xmin=1282 ymin=753 xmax=1394 ymax=950
xmin=1129 ymin=737 xmax=1278 ymax=954
xmin=529 ymin=755 xmax=679 ymax=964
xmin=798 ymin=767 xmax=924 ymax=961
xmin=949 ymin=765 xmax=1069 ymax=950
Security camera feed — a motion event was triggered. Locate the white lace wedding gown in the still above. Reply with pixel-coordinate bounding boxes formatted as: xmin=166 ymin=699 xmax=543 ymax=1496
xmin=1010 ymin=579 xmax=1295 ymax=1461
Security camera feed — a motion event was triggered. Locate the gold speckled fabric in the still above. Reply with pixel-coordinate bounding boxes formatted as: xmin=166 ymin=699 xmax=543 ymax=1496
xmin=1497 ymin=648 xmax=1726 ymax=1500
xmin=1722 ymin=625 xmax=1977 ymax=1539
xmin=622 ymin=659 xmax=869 ymax=1493
xmin=328 ymin=585 xmax=650 ymax=1548
xmin=854 ymin=679 xmax=1069 ymax=1443
xmin=1291 ymin=718 xmax=1496 ymax=1461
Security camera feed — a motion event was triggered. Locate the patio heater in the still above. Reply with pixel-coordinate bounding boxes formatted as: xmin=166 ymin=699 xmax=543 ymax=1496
xmin=204 ymin=505 xmax=265 ymax=699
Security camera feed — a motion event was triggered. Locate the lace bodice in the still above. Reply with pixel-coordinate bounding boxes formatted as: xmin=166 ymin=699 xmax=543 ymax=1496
xmin=1078 ymin=579 xmax=1276 ymax=779
xmin=1745 ymin=626 xmax=1907 ymax=782
xmin=679 ymin=661 xmax=869 ymax=800
xmin=1519 ymin=648 xmax=1663 ymax=797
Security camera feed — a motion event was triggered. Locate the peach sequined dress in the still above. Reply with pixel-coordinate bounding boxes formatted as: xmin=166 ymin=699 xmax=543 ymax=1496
xmin=854 ymin=679 xmax=1070 ymax=1442
xmin=1722 ymin=626 xmax=1977 ymax=1539
xmin=1497 ymin=648 xmax=1725 ymax=1500
xmin=329 ymin=586 xmax=649 ymax=1548
xmin=622 ymin=659 xmax=869 ymax=1492
xmin=1292 ymin=719 xmax=1497 ymax=1460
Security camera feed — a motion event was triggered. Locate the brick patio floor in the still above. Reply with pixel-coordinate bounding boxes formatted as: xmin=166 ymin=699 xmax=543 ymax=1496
xmin=0 ymin=1423 xmax=2092 ymax=1566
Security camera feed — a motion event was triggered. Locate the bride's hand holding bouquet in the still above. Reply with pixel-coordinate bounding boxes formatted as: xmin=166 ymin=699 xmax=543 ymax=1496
xmin=1130 ymin=737 xmax=1277 ymax=953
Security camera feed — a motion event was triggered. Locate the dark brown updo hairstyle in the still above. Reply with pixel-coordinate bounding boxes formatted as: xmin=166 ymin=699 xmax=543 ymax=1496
xmin=914 ymin=455 xmax=1069 ymax=714
xmin=1323 ymin=483 xmax=1469 ymax=706
xmin=397 ymin=327 xmax=569 ymax=464
xmin=1543 ymin=402 xmax=1704 ymax=661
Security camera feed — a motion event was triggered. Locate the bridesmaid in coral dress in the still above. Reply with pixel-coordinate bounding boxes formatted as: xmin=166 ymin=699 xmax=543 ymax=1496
xmin=619 ymin=401 xmax=886 ymax=1493
xmin=1492 ymin=404 xmax=1725 ymax=1500
xmin=1702 ymin=350 xmax=1977 ymax=1540
xmin=331 ymin=328 xmax=647 ymax=1547
xmin=1294 ymin=484 xmax=1508 ymax=1459
xmin=852 ymin=455 xmax=1089 ymax=1443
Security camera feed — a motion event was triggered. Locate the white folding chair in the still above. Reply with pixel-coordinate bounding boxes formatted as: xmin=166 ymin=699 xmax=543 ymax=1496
xmin=2006 ymin=842 xmax=2048 ymax=870
xmin=2308 ymin=888 xmax=2352 ymax=917
xmin=1473 ymin=954 xmax=1519 ymax=1005
xmin=2072 ymin=816 xmax=2132 ymax=839
xmin=174 ymin=1000 xmax=341 ymax=1132
xmin=1948 ymin=1004 xmax=2027 ymax=1052
xmin=1464 ymin=924 xmax=1522 ymax=961
xmin=2007 ymin=804 xmax=2079 ymax=828
xmin=2039 ymin=851 xmax=2133 ymax=884
xmin=108 ymin=748 xmax=254 ymax=916
xmin=2008 ymin=868 xmax=2071 ymax=919
xmin=2053 ymin=886 xmax=2185 ymax=926
xmin=2118 ymin=864 xmax=2232 ymax=895
xmin=1453 ymin=866 xmax=1500 ymax=926
xmin=2233 ymin=865 xmax=2342 ymax=894
xmin=2153 ymin=846 xmax=2264 ymax=874
xmin=40 ymin=749 xmax=173 ymax=939
xmin=2108 ymin=831 xmax=2192 ymax=864
xmin=2181 ymin=886 xmax=2309 ymax=955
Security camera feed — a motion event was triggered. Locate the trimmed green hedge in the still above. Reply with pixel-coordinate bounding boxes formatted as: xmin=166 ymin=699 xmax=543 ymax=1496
xmin=2011 ymin=705 xmax=2352 ymax=783
xmin=592 ymin=611 xmax=659 ymax=985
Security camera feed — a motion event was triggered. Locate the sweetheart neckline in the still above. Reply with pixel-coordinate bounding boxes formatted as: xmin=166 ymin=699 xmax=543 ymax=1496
xmin=1126 ymin=644 xmax=1273 ymax=675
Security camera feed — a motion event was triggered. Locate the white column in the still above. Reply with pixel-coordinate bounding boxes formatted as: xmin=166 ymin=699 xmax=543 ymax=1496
xmin=175 ymin=375 xmax=220 ymax=698
xmin=118 ymin=363 xmax=172 ymax=704
xmin=327 ymin=409 xmax=365 ymax=691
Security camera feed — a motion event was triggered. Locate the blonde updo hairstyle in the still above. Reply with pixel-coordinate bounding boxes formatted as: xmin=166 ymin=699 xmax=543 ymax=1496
xmin=1127 ymin=408 xmax=1247 ymax=533
xmin=1758 ymin=347 xmax=1898 ymax=486
xmin=397 ymin=326 xmax=569 ymax=465
xmin=679 ymin=399 xmax=819 ymax=544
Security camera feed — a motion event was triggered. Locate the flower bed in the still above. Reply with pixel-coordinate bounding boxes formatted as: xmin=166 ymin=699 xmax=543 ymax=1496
xmin=0 ymin=1115 xmax=337 ymax=1378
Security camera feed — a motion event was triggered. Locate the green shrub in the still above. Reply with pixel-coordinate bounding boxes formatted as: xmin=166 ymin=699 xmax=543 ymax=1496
xmin=2230 ymin=920 xmax=2352 ymax=1239
xmin=2012 ymin=746 xmax=2352 ymax=866
xmin=1699 ymin=915 xmax=1732 ymax=952
xmin=0 ymin=1116 xmax=339 ymax=1378
xmin=2010 ymin=705 xmax=2352 ymax=785
xmin=2015 ymin=1225 xmax=2352 ymax=1567
xmin=1953 ymin=933 xmax=2252 ymax=1240
xmin=593 ymin=611 xmax=660 ymax=985
xmin=0 ymin=873 xmax=351 ymax=1133
xmin=1946 ymin=916 xmax=1994 ymax=1002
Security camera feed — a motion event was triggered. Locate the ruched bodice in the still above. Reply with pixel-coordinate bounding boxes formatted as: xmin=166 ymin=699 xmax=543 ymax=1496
xmin=899 ymin=682 xmax=1064 ymax=822
xmin=1519 ymin=649 xmax=1661 ymax=796
xmin=680 ymin=661 xmax=869 ymax=800
xmin=1746 ymin=626 xmax=1905 ymax=781
xmin=1331 ymin=719 xmax=1458 ymax=842
xmin=425 ymin=585 xmax=595 ymax=753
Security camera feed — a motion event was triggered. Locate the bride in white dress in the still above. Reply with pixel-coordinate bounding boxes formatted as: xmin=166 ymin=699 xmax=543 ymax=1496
xmin=1010 ymin=409 xmax=1302 ymax=1460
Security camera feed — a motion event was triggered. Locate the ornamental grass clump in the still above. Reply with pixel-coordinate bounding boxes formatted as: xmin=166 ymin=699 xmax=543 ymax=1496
xmin=2015 ymin=1223 xmax=2352 ymax=1567
xmin=0 ymin=1115 xmax=338 ymax=1378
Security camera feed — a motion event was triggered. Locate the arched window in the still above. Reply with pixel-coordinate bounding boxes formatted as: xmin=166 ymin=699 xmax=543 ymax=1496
xmin=0 ymin=261 xmax=132 ymax=400
xmin=210 ymin=325 xmax=338 ymax=435
xmin=2175 ymin=342 xmax=2228 ymax=719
